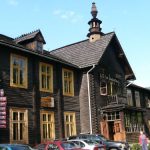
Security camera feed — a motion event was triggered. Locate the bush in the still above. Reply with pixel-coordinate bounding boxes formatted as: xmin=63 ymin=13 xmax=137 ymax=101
xmin=148 ymin=144 xmax=150 ymax=150
xmin=131 ymin=143 xmax=141 ymax=150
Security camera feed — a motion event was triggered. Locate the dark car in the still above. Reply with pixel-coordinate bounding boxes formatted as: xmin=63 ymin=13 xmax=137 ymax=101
xmin=0 ymin=144 xmax=34 ymax=150
xmin=68 ymin=134 xmax=130 ymax=150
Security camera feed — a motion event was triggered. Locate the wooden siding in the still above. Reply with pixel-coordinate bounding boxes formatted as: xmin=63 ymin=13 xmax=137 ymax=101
xmin=0 ymin=44 xmax=81 ymax=145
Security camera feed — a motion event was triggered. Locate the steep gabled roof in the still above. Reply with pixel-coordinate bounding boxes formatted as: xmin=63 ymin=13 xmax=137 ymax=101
xmin=50 ymin=32 xmax=135 ymax=80
xmin=14 ymin=29 xmax=46 ymax=44
xmin=50 ymin=32 xmax=114 ymax=68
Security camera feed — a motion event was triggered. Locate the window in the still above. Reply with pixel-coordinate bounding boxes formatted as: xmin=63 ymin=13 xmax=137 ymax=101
xmin=100 ymin=81 xmax=119 ymax=96
xmin=148 ymin=120 xmax=150 ymax=127
xmin=105 ymin=112 xmax=120 ymax=121
xmin=135 ymin=91 xmax=141 ymax=107
xmin=62 ymin=68 xmax=74 ymax=96
xmin=40 ymin=111 xmax=55 ymax=141
xmin=10 ymin=54 xmax=28 ymax=88
xmin=100 ymin=80 xmax=107 ymax=95
xmin=37 ymin=41 xmax=43 ymax=52
xmin=10 ymin=108 xmax=28 ymax=144
xmin=146 ymin=96 xmax=150 ymax=108
xmin=64 ymin=112 xmax=76 ymax=137
xmin=39 ymin=63 xmax=53 ymax=92
xmin=127 ymin=89 xmax=133 ymax=106
xmin=107 ymin=82 xmax=118 ymax=95
xmin=137 ymin=112 xmax=142 ymax=124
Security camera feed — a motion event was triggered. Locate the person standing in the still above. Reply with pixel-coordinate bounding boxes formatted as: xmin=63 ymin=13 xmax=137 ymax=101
xmin=139 ymin=131 xmax=148 ymax=150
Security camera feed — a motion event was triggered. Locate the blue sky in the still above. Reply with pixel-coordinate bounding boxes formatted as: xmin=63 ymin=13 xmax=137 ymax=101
xmin=0 ymin=0 xmax=150 ymax=87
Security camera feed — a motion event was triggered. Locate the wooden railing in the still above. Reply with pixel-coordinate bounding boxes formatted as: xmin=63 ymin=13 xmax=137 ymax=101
xmin=125 ymin=124 xmax=144 ymax=133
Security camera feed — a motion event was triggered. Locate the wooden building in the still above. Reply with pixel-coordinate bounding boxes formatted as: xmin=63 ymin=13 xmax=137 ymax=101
xmin=126 ymin=84 xmax=150 ymax=142
xmin=0 ymin=2 xmax=149 ymax=145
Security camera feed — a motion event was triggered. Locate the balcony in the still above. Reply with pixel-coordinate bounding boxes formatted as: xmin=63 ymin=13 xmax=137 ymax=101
xmin=107 ymin=95 xmax=127 ymax=105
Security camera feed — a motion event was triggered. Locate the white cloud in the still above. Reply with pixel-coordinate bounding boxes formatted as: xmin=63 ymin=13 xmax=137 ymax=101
xmin=8 ymin=0 xmax=18 ymax=6
xmin=53 ymin=9 xmax=83 ymax=23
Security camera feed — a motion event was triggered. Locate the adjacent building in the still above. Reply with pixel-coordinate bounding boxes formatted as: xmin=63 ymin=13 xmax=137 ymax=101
xmin=0 ymin=2 xmax=149 ymax=145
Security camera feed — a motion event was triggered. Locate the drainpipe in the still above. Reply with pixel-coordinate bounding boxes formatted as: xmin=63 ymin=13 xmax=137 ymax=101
xmin=87 ymin=64 xmax=96 ymax=134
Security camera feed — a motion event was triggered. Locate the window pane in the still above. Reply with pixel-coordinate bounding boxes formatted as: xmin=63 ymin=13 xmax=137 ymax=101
xmin=20 ymin=123 xmax=24 ymax=140
xmin=11 ymin=55 xmax=27 ymax=87
xmin=42 ymin=75 xmax=46 ymax=88
xmin=20 ymin=70 xmax=23 ymax=85
xmin=43 ymin=114 xmax=46 ymax=121
xmin=47 ymin=76 xmax=50 ymax=89
xmin=70 ymin=115 xmax=73 ymax=122
xmin=66 ymin=124 xmax=70 ymax=137
xmin=48 ymin=114 xmax=51 ymax=121
xmin=42 ymin=65 xmax=46 ymax=73
xmin=66 ymin=115 xmax=69 ymax=122
xmin=100 ymin=81 xmax=107 ymax=95
xmin=13 ymin=112 xmax=18 ymax=120
xmin=10 ymin=109 xmax=28 ymax=143
xmin=20 ymin=113 xmax=24 ymax=121
xmin=63 ymin=69 xmax=74 ymax=96
xmin=47 ymin=66 xmax=50 ymax=74
xmin=43 ymin=124 xmax=47 ymax=139
xmin=40 ymin=64 xmax=53 ymax=91
xmin=13 ymin=123 xmax=18 ymax=140
xmin=135 ymin=91 xmax=140 ymax=107
xmin=64 ymin=113 xmax=76 ymax=137
xmin=13 ymin=68 xmax=18 ymax=84
xmin=41 ymin=112 xmax=55 ymax=140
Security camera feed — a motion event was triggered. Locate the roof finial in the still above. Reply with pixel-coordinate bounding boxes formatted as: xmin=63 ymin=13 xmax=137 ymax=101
xmin=91 ymin=2 xmax=98 ymax=18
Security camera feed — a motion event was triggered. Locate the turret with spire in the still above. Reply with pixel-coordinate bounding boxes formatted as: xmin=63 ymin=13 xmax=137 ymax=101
xmin=87 ymin=2 xmax=103 ymax=42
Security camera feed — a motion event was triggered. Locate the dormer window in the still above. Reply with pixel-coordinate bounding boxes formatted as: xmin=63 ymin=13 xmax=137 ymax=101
xmin=37 ymin=41 xmax=43 ymax=52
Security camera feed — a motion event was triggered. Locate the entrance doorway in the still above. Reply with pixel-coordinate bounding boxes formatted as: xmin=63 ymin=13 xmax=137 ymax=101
xmin=108 ymin=121 xmax=114 ymax=140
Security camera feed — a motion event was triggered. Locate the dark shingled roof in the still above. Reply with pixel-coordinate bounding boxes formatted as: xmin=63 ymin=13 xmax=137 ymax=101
xmin=0 ymin=34 xmax=14 ymax=44
xmin=0 ymin=34 xmax=77 ymax=68
xmin=14 ymin=29 xmax=46 ymax=44
xmin=50 ymin=32 xmax=114 ymax=68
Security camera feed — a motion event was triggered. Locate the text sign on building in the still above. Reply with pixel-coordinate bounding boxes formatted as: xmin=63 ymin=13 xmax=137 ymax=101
xmin=41 ymin=96 xmax=54 ymax=108
xmin=0 ymin=89 xmax=7 ymax=128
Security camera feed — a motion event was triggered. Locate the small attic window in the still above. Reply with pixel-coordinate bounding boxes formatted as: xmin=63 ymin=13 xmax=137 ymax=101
xmin=37 ymin=41 xmax=43 ymax=52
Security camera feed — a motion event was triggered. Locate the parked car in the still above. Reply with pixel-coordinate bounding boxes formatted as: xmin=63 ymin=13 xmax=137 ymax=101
xmin=34 ymin=140 xmax=83 ymax=150
xmin=0 ymin=144 xmax=34 ymax=150
xmin=68 ymin=139 xmax=105 ymax=150
xmin=68 ymin=134 xmax=130 ymax=150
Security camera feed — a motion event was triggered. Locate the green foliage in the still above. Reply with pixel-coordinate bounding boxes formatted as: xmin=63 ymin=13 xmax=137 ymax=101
xmin=131 ymin=143 xmax=141 ymax=150
xmin=148 ymin=144 xmax=150 ymax=150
